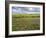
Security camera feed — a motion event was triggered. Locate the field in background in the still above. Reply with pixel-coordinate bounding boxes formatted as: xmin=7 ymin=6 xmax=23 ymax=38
xmin=12 ymin=14 xmax=40 ymax=18
xmin=12 ymin=14 xmax=40 ymax=31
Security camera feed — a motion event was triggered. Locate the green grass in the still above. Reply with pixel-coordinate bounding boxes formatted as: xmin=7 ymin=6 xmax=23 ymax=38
xmin=12 ymin=14 xmax=40 ymax=18
xmin=12 ymin=14 xmax=40 ymax=31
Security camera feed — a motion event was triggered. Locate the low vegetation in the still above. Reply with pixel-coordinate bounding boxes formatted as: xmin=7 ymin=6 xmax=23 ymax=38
xmin=12 ymin=14 xmax=40 ymax=31
xmin=12 ymin=14 xmax=40 ymax=18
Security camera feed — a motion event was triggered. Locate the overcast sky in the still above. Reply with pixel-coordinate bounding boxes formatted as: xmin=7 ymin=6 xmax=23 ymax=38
xmin=12 ymin=7 xmax=40 ymax=14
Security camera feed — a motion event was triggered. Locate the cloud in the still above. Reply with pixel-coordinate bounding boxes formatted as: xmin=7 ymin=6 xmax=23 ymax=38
xmin=12 ymin=7 xmax=40 ymax=14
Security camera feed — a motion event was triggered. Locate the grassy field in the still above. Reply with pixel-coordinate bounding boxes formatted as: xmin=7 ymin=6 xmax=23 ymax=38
xmin=12 ymin=14 xmax=40 ymax=31
xmin=12 ymin=14 xmax=40 ymax=18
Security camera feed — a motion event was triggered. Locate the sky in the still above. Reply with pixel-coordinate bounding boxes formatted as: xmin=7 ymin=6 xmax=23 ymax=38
xmin=12 ymin=7 xmax=40 ymax=14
